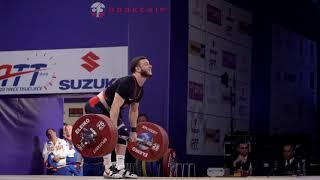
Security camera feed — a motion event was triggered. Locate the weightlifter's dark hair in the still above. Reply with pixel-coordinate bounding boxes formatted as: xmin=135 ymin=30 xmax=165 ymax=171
xmin=130 ymin=56 xmax=148 ymax=73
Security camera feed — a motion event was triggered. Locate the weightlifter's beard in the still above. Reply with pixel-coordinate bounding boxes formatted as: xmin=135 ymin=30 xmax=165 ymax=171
xmin=140 ymin=69 xmax=152 ymax=79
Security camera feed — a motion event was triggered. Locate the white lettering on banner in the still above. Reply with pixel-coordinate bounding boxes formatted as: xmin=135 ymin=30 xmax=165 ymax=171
xmin=142 ymin=125 xmax=158 ymax=135
xmin=75 ymin=118 xmax=90 ymax=134
xmin=132 ymin=147 xmax=148 ymax=157
xmin=93 ymin=138 xmax=108 ymax=154
xmin=0 ymin=46 xmax=128 ymax=95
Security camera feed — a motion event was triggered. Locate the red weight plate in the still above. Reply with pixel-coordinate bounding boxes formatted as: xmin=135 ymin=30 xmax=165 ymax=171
xmin=71 ymin=114 xmax=118 ymax=157
xmin=146 ymin=124 xmax=169 ymax=161
xmin=154 ymin=125 xmax=169 ymax=161
xmin=127 ymin=122 xmax=168 ymax=161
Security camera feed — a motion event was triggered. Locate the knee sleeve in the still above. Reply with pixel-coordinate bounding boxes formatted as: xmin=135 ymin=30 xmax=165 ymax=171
xmin=117 ymin=125 xmax=129 ymax=145
xmin=117 ymin=138 xmax=127 ymax=145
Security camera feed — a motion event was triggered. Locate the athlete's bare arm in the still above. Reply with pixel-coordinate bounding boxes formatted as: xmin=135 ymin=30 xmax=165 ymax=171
xmin=109 ymin=92 xmax=125 ymax=126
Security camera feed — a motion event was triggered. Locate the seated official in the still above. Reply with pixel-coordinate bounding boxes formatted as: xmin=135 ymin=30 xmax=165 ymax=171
xmin=274 ymin=144 xmax=303 ymax=176
xmin=42 ymin=128 xmax=70 ymax=175
xmin=232 ymin=142 xmax=253 ymax=176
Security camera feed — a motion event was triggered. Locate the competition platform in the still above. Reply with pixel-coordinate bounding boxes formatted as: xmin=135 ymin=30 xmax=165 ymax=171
xmin=0 ymin=176 xmax=320 ymax=180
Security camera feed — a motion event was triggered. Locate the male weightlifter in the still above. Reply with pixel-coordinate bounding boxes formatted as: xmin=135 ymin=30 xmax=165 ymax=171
xmin=84 ymin=56 xmax=152 ymax=178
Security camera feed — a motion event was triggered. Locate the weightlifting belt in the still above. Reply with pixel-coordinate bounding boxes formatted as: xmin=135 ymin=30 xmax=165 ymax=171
xmin=89 ymin=91 xmax=111 ymax=112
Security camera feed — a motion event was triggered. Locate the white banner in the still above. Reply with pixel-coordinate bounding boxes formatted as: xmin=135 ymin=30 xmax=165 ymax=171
xmin=188 ymin=0 xmax=252 ymax=155
xmin=0 ymin=47 xmax=128 ymax=95
xmin=186 ymin=112 xmax=226 ymax=155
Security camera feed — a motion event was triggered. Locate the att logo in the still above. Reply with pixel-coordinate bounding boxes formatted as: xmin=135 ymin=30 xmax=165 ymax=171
xmin=91 ymin=2 xmax=105 ymax=18
xmin=0 ymin=64 xmax=47 ymax=86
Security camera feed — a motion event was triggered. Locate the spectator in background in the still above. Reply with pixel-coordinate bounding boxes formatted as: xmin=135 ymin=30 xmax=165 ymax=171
xmin=63 ymin=123 xmax=82 ymax=176
xmin=232 ymin=142 xmax=253 ymax=176
xmin=42 ymin=128 xmax=70 ymax=175
xmin=274 ymin=144 xmax=303 ymax=176
xmin=137 ymin=113 xmax=149 ymax=123
xmin=130 ymin=113 xmax=150 ymax=176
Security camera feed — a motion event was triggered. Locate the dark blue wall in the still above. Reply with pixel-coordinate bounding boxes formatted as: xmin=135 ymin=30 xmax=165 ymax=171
xmin=0 ymin=0 xmax=128 ymax=50
xmin=127 ymin=0 xmax=170 ymax=130
xmin=169 ymin=0 xmax=188 ymax=160
xmin=0 ymin=97 xmax=64 ymax=174
xmin=249 ymin=10 xmax=272 ymax=134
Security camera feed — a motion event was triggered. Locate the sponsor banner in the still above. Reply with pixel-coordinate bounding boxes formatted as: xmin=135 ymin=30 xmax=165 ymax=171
xmin=187 ymin=68 xmax=205 ymax=113
xmin=205 ymin=0 xmax=252 ymax=47
xmin=204 ymin=75 xmax=231 ymax=117
xmin=189 ymin=0 xmax=206 ymax=28
xmin=189 ymin=26 xmax=206 ymax=72
xmin=222 ymin=50 xmax=236 ymax=70
xmin=206 ymin=4 xmax=222 ymax=25
xmin=186 ymin=112 xmax=205 ymax=154
xmin=205 ymin=37 xmax=219 ymax=74
xmin=189 ymin=81 xmax=204 ymax=101
xmin=0 ymin=47 xmax=128 ymax=95
xmin=186 ymin=113 xmax=226 ymax=155
xmin=189 ymin=40 xmax=206 ymax=59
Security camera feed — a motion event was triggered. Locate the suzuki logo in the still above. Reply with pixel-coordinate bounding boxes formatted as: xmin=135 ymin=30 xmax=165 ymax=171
xmin=81 ymin=51 xmax=100 ymax=72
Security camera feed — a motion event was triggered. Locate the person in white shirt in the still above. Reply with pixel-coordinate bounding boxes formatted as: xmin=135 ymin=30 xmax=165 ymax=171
xmin=42 ymin=128 xmax=69 ymax=175
xmin=63 ymin=124 xmax=76 ymax=160
xmin=63 ymin=124 xmax=82 ymax=176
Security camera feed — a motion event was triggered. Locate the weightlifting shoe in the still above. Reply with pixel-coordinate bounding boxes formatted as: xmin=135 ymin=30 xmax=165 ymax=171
xmin=116 ymin=168 xmax=138 ymax=179
xmin=103 ymin=165 xmax=123 ymax=179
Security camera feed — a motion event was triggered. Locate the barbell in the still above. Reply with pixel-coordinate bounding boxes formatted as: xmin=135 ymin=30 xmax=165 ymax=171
xmin=71 ymin=114 xmax=169 ymax=162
